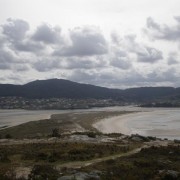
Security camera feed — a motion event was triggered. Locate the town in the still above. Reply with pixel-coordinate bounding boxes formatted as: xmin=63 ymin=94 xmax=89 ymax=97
xmin=0 ymin=97 xmax=125 ymax=110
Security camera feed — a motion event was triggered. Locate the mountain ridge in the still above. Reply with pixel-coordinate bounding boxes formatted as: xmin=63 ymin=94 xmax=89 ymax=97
xmin=0 ymin=79 xmax=179 ymax=102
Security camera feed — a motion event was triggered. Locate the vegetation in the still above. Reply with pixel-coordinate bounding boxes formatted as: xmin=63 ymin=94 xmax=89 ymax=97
xmin=0 ymin=140 xmax=138 ymax=179
xmin=82 ymin=145 xmax=180 ymax=180
xmin=28 ymin=165 xmax=59 ymax=180
xmin=0 ymin=142 xmax=132 ymax=164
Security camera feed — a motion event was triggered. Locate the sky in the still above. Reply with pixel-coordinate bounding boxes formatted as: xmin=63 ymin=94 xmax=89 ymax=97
xmin=0 ymin=0 xmax=180 ymax=88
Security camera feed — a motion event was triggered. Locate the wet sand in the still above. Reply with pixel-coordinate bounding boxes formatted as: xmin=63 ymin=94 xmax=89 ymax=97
xmin=93 ymin=109 xmax=180 ymax=140
xmin=0 ymin=106 xmax=140 ymax=129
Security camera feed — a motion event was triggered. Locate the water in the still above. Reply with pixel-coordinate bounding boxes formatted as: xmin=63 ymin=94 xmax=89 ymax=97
xmin=0 ymin=106 xmax=128 ymax=128
xmin=94 ymin=107 xmax=180 ymax=140
xmin=0 ymin=107 xmax=180 ymax=139
xmin=0 ymin=109 xmax=66 ymax=128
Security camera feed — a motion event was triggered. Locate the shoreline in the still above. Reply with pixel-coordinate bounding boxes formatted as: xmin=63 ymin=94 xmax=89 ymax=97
xmin=93 ymin=109 xmax=180 ymax=140
xmin=93 ymin=112 xmax=140 ymax=135
xmin=1 ymin=107 xmax=180 ymax=140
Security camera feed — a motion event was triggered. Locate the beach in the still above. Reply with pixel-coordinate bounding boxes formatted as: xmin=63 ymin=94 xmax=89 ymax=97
xmin=93 ymin=108 xmax=180 ymax=140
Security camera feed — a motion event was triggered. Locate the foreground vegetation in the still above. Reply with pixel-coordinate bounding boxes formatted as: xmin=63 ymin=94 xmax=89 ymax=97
xmin=0 ymin=110 xmax=179 ymax=179
xmin=82 ymin=145 xmax=180 ymax=180
xmin=0 ymin=134 xmax=141 ymax=179
xmin=0 ymin=141 xmax=179 ymax=180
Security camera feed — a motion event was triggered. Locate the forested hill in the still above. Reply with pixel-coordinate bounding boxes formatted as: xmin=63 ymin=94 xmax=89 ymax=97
xmin=0 ymin=79 xmax=179 ymax=102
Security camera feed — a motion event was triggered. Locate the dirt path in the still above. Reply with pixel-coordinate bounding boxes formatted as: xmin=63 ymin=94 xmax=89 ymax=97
xmin=56 ymin=140 xmax=172 ymax=169
xmin=14 ymin=139 xmax=174 ymax=179
xmin=56 ymin=147 xmax=142 ymax=169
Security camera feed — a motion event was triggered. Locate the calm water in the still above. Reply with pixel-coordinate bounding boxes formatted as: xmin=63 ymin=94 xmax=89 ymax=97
xmin=94 ymin=107 xmax=180 ymax=140
xmin=0 ymin=106 xmax=129 ymax=128
xmin=0 ymin=109 xmax=68 ymax=128
xmin=0 ymin=107 xmax=180 ymax=139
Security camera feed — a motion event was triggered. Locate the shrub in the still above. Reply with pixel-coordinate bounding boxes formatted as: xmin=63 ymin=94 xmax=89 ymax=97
xmin=51 ymin=128 xmax=60 ymax=137
xmin=5 ymin=134 xmax=12 ymax=139
xmin=28 ymin=165 xmax=59 ymax=180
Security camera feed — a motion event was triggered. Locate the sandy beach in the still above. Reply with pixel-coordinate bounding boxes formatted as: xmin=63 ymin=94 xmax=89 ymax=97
xmin=93 ymin=109 xmax=180 ymax=140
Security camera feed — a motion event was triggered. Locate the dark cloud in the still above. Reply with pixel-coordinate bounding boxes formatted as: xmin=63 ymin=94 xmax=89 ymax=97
xmin=147 ymin=68 xmax=178 ymax=83
xmin=145 ymin=17 xmax=180 ymax=41
xmin=53 ymin=26 xmax=108 ymax=57
xmin=33 ymin=58 xmax=61 ymax=72
xmin=111 ymin=58 xmax=131 ymax=69
xmin=33 ymin=56 xmax=106 ymax=72
xmin=110 ymin=50 xmax=131 ymax=69
xmin=0 ymin=49 xmax=25 ymax=70
xmin=0 ymin=49 xmax=15 ymax=69
xmin=67 ymin=69 xmax=147 ymax=88
xmin=1 ymin=18 xmax=45 ymax=53
xmin=167 ymin=52 xmax=179 ymax=65
xmin=14 ymin=40 xmax=45 ymax=52
xmin=117 ymin=34 xmax=163 ymax=63
xmin=32 ymin=24 xmax=62 ymax=44
xmin=0 ymin=41 xmax=29 ymax=72
xmin=2 ymin=18 xmax=29 ymax=41
xmin=137 ymin=46 xmax=163 ymax=63
xmin=1 ymin=18 xmax=180 ymax=88
xmin=68 ymin=69 xmax=95 ymax=83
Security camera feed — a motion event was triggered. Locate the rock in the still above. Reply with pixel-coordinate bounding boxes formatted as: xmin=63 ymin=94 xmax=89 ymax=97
xmin=58 ymin=175 xmax=74 ymax=180
xmin=159 ymin=170 xmax=179 ymax=179
xmin=74 ymin=172 xmax=90 ymax=180
xmin=166 ymin=170 xmax=179 ymax=179
xmin=58 ymin=171 xmax=100 ymax=180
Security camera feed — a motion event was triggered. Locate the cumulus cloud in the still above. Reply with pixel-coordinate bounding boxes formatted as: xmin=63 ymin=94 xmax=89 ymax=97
xmin=63 ymin=57 xmax=105 ymax=69
xmin=33 ymin=58 xmax=61 ymax=72
xmin=111 ymin=57 xmax=131 ymax=69
xmin=14 ymin=40 xmax=45 ymax=53
xmin=2 ymin=18 xmax=29 ymax=41
xmin=0 ymin=49 xmax=26 ymax=70
xmin=1 ymin=18 xmax=180 ymax=88
xmin=113 ymin=34 xmax=163 ymax=63
xmin=167 ymin=52 xmax=179 ymax=65
xmin=1 ymin=18 xmax=46 ymax=53
xmin=145 ymin=17 xmax=180 ymax=41
xmin=0 ymin=49 xmax=15 ymax=69
xmin=110 ymin=50 xmax=132 ymax=69
xmin=33 ymin=56 xmax=107 ymax=72
xmin=53 ymin=26 xmax=108 ymax=56
xmin=32 ymin=24 xmax=62 ymax=44
xmin=137 ymin=46 xmax=163 ymax=63
xmin=147 ymin=68 xmax=179 ymax=84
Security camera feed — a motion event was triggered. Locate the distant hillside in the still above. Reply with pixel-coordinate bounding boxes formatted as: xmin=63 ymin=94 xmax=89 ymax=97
xmin=0 ymin=79 xmax=180 ymax=102
xmin=0 ymin=79 xmax=123 ymax=99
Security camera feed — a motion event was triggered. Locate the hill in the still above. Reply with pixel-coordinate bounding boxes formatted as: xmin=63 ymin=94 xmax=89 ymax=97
xmin=0 ymin=79 xmax=180 ymax=102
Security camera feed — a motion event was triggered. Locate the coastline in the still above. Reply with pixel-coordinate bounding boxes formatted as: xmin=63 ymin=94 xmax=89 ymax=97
xmin=93 ymin=109 xmax=180 ymax=140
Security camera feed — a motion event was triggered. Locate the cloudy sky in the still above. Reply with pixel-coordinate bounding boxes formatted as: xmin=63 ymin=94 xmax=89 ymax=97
xmin=0 ymin=0 xmax=180 ymax=88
